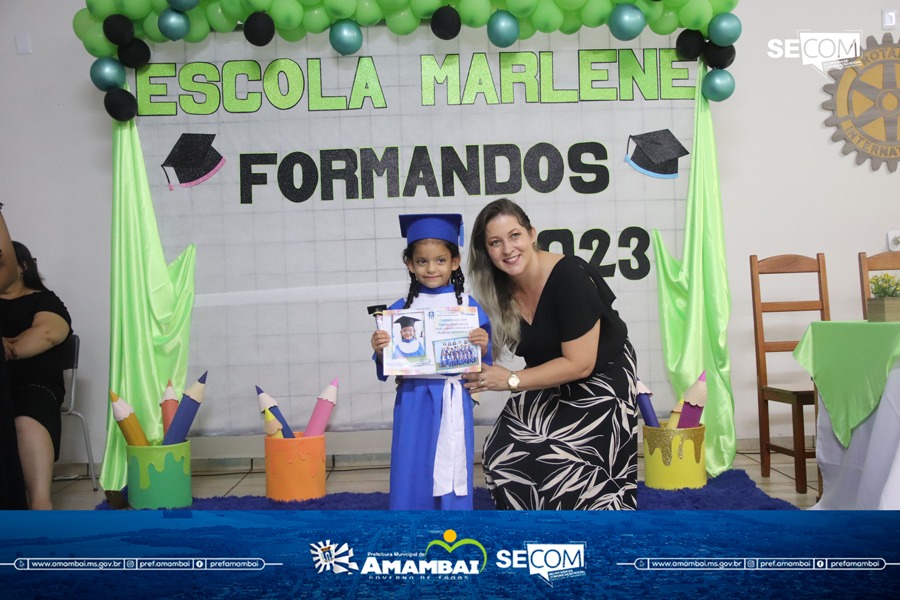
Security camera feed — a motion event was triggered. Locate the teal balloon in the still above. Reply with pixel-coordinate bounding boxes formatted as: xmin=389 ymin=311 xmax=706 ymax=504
xmin=701 ymin=68 xmax=734 ymax=101
xmin=608 ymin=3 xmax=644 ymax=40
xmin=143 ymin=11 xmax=169 ymax=42
xmin=708 ymin=12 xmax=741 ymax=45
xmin=330 ymin=19 xmax=363 ymax=55
xmin=487 ymin=10 xmax=519 ymax=47
xmin=90 ymin=56 xmax=126 ymax=90
xmin=159 ymin=8 xmax=191 ymax=40
xmin=169 ymin=0 xmax=200 ymax=10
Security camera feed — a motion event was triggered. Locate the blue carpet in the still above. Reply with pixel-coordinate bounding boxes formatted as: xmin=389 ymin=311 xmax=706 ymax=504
xmin=96 ymin=468 xmax=797 ymax=510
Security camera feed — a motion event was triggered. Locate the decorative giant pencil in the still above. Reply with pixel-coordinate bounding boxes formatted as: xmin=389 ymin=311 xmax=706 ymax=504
xmin=677 ymin=371 xmax=708 ymax=429
xmin=160 ymin=379 xmax=178 ymax=435
xmin=162 ymin=371 xmax=208 ymax=446
xmin=304 ymin=378 xmax=338 ymax=438
xmin=256 ymin=385 xmax=295 ymax=438
xmin=635 ymin=379 xmax=659 ymax=428
xmin=666 ymin=399 xmax=684 ymax=429
xmin=110 ymin=391 xmax=150 ymax=447
xmin=263 ymin=407 xmax=284 ymax=438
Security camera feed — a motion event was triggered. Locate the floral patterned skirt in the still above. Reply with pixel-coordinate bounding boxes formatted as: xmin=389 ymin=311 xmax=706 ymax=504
xmin=482 ymin=340 xmax=638 ymax=510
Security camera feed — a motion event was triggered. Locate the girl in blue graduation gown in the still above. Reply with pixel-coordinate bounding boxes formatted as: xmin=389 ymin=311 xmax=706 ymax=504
xmin=371 ymin=214 xmax=492 ymax=510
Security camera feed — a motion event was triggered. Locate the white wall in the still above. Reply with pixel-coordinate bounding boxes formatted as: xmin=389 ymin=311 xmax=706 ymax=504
xmin=1 ymin=1 xmax=897 ymax=468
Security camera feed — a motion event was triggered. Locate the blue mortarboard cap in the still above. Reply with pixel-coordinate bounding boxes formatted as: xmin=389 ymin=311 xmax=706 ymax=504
xmin=398 ymin=214 xmax=464 ymax=247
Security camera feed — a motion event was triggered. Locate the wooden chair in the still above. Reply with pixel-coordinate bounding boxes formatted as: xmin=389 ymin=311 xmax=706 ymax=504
xmin=750 ymin=254 xmax=830 ymax=494
xmin=859 ymin=251 xmax=900 ymax=318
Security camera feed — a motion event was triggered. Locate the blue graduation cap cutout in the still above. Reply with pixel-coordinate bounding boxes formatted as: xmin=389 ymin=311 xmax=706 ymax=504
xmin=398 ymin=214 xmax=465 ymax=247
xmin=161 ymin=133 xmax=226 ymax=190
xmin=625 ymin=129 xmax=689 ymax=179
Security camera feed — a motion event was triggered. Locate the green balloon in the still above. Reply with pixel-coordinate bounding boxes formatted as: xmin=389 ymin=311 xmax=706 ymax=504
xmin=634 ymin=0 xmax=662 ymax=21
xmin=709 ymin=0 xmax=738 ymax=14
xmin=151 ymin=0 xmax=171 ymax=13
xmin=457 ymin=0 xmax=493 ymax=27
xmin=243 ymin=0 xmax=275 ymax=11
xmin=115 ymin=0 xmax=154 ymax=20
xmin=73 ymin=8 xmax=99 ymax=40
xmin=409 ymin=0 xmax=441 ymax=19
xmin=132 ymin=18 xmax=145 ymax=38
xmin=221 ymin=0 xmax=251 ymax=20
xmin=207 ymin=1 xmax=239 ymax=31
xmin=518 ymin=17 xmax=536 ymax=39
xmin=323 ymin=0 xmax=358 ymax=19
xmin=143 ymin=11 xmax=169 ymax=42
xmin=82 ymin=22 xmax=118 ymax=57
xmin=303 ymin=5 xmax=333 ymax=33
xmin=580 ymin=0 xmax=612 ymax=27
xmin=559 ymin=9 xmax=582 ymax=34
xmin=530 ymin=0 xmax=563 ymax=32
xmin=385 ymin=8 xmax=420 ymax=34
xmin=354 ymin=0 xmax=384 ymax=25
xmin=277 ymin=23 xmax=308 ymax=40
xmin=86 ymin=0 xmax=119 ymax=20
xmin=662 ymin=0 xmax=688 ymax=7
xmin=678 ymin=0 xmax=712 ymax=30
xmin=506 ymin=0 xmax=538 ymax=19
xmin=272 ymin=0 xmax=306 ymax=28
xmin=184 ymin=6 xmax=212 ymax=41
xmin=554 ymin=0 xmax=586 ymax=11
xmin=648 ymin=6 xmax=678 ymax=35
xmin=377 ymin=0 xmax=408 ymax=12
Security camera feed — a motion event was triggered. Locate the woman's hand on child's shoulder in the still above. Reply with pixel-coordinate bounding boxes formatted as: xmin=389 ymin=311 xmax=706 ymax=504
xmin=468 ymin=327 xmax=490 ymax=357
xmin=371 ymin=330 xmax=391 ymax=356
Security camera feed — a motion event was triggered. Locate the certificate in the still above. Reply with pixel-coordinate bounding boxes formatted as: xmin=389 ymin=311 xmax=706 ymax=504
xmin=383 ymin=306 xmax=482 ymax=376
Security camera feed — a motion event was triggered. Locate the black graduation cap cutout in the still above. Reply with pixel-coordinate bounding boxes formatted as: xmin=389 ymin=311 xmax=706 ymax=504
xmin=161 ymin=133 xmax=226 ymax=190
xmin=394 ymin=315 xmax=421 ymax=329
xmin=624 ymin=129 xmax=689 ymax=179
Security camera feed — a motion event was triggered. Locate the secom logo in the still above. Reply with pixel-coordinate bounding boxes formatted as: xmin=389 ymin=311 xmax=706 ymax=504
xmin=767 ymin=31 xmax=862 ymax=76
xmin=496 ymin=543 xmax=586 ymax=586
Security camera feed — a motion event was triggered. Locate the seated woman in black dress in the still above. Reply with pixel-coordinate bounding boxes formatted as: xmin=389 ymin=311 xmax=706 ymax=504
xmin=0 ymin=241 xmax=72 ymax=509
xmin=463 ymin=198 xmax=638 ymax=510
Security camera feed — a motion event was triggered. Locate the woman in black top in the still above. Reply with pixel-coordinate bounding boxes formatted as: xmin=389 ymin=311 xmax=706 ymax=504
xmin=0 ymin=241 xmax=72 ymax=509
xmin=464 ymin=198 xmax=638 ymax=510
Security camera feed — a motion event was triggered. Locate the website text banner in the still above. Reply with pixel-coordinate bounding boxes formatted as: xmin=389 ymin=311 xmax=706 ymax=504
xmin=134 ymin=27 xmax=696 ymax=435
xmin=2 ymin=511 xmax=900 ymax=597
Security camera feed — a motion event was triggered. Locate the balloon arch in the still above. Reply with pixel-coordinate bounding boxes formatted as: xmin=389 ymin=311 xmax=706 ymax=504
xmin=74 ymin=0 xmax=742 ymax=120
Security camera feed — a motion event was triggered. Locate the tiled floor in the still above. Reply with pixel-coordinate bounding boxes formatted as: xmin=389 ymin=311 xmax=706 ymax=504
xmin=47 ymin=451 xmax=820 ymax=510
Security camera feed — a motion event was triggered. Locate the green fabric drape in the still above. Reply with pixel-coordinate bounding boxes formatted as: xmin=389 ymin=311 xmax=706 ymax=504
xmin=650 ymin=64 xmax=736 ymax=477
xmin=99 ymin=115 xmax=196 ymax=492
xmin=794 ymin=321 xmax=900 ymax=447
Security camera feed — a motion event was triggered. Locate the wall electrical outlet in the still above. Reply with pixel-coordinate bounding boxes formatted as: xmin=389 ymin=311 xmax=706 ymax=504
xmin=888 ymin=230 xmax=900 ymax=251
xmin=884 ymin=9 xmax=897 ymax=30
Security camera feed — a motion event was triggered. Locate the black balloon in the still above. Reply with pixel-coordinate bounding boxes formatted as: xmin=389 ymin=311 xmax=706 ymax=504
xmin=103 ymin=14 xmax=135 ymax=46
xmin=675 ymin=29 xmax=705 ymax=61
xmin=431 ymin=6 xmax=461 ymax=41
xmin=118 ymin=38 xmax=151 ymax=69
xmin=244 ymin=11 xmax=275 ymax=47
xmin=703 ymin=42 xmax=736 ymax=69
xmin=104 ymin=88 xmax=138 ymax=121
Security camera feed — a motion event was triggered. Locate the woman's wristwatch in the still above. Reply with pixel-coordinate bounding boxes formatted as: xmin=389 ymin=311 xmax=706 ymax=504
xmin=507 ymin=371 xmax=520 ymax=392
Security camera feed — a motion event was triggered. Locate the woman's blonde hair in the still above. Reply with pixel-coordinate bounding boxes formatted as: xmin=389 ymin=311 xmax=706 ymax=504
xmin=468 ymin=198 xmax=534 ymax=360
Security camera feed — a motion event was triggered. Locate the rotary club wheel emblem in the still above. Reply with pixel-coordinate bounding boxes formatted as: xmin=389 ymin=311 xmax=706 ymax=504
xmin=823 ymin=33 xmax=900 ymax=172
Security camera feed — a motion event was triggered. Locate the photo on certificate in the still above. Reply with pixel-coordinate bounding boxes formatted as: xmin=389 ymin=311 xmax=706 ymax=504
xmin=383 ymin=306 xmax=482 ymax=376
